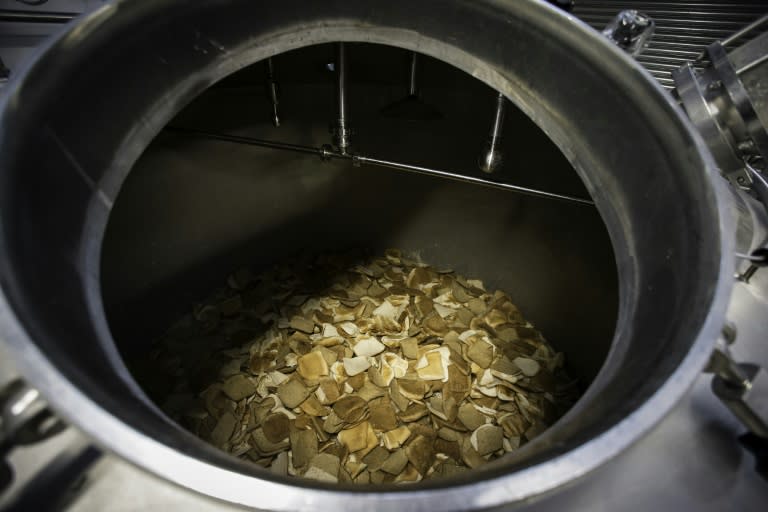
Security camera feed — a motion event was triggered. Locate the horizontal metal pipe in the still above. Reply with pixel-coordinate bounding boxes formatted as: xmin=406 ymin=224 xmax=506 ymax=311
xmin=164 ymin=127 xmax=595 ymax=207
xmin=352 ymin=154 xmax=594 ymax=206
xmin=0 ymin=9 xmax=77 ymax=23
xmin=736 ymin=52 xmax=768 ymax=75
xmin=720 ymin=12 xmax=768 ymax=47
xmin=165 ymin=127 xmax=323 ymax=156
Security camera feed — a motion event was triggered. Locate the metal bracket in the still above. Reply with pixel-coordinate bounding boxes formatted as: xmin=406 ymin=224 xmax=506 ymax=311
xmin=705 ymin=332 xmax=768 ymax=478
xmin=0 ymin=379 xmax=66 ymax=493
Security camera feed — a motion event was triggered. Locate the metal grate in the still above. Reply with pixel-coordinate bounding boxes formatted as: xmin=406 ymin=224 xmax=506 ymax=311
xmin=573 ymin=1 xmax=768 ymax=89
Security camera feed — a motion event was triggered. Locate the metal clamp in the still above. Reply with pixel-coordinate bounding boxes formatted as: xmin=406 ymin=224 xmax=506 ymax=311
xmin=673 ymin=14 xmax=768 ymax=183
xmin=705 ymin=330 xmax=768 ymax=478
xmin=0 ymin=379 xmax=66 ymax=493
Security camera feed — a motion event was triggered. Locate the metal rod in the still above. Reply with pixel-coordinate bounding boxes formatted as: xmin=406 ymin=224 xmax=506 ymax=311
xmin=336 ymin=43 xmax=347 ymax=124
xmin=408 ymin=52 xmax=419 ymax=97
xmin=265 ymin=58 xmax=280 ymax=127
xmin=354 ymin=154 xmax=593 ymax=206
xmin=164 ymin=127 xmax=594 ymax=206
xmin=489 ymin=92 xmax=506 ymax=151
xmin=0 ymin=9 xmax=76 ymax=23
xmin=697 ymin=13 xmax=768 ymax=61
xmin=735 ymin=252 xmax=768 ymax=264
xmin=736 ymin=52 xmax=768 ymax=75
xmin=478 ymin=92 xmax=506 ymax=174
xmin=721 ymin=13 xmax=768 ymax=47
xmin=332 ymin=42 xmax=352 ymax=154
xmin=165 ymin=127 xmax=323 ymax=157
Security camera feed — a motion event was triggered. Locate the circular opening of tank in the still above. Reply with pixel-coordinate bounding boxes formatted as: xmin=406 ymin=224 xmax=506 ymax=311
xmin=0 ymin=1 xmax=728 ymax=509
xmin=100 ymin=42 xmax=619 ymax=488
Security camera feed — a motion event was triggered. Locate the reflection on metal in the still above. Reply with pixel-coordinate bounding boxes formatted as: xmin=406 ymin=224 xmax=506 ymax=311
xmin=602 ymin=10 xmax=655 ymax=56
xmin=478 ymin=92 xmax=506 ymax=174
xmin=331 ymin=42 xmax=352 ymax=155
xmin=674 ymin=19 xmax=768 ymax=183
xmin=0 ymin=9 xmax=76 ymax=23
xmin=264 ymin=57 xmax=280 ymax=127
xmin=165 ymin=126 xmax=595 ymax=206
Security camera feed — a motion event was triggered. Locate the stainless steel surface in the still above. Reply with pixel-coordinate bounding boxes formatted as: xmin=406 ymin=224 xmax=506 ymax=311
xmin=0 ymin=0 xmax=755 ymax=510
xmin=674 ymin=62 xmax=746 ymax=178
xmin=708 ymin=42 xmax=768 ymax=163
xmin=0 ymin=0 xmax=104 ymax=88
xmin=574 ymin=1 xmax=768 ymax=89
xmin=673 ymin=30 xmax=768 ymax=180
xmin=477 ymin=91 xmax=506 ymax=174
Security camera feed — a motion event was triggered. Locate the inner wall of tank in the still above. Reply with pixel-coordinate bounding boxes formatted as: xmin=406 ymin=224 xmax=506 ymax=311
xmin=101 ymin=44 xmax=618 ymax=388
